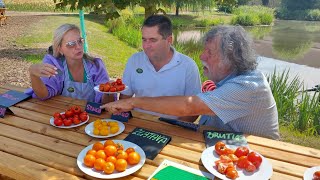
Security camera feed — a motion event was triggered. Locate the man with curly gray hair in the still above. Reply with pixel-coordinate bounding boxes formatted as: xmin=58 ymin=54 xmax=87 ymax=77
xmin=102 ymin=25 xmax=280 ymax=140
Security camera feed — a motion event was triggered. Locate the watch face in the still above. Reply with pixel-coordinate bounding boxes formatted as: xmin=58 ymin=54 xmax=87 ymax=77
xmin=136 ymin=68 xmax=143 ymax=74
xmin=67 ymin=87 xmax=75 ymax=93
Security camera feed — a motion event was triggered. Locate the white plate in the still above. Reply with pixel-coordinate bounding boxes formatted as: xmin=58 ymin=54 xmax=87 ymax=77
xmin=201 ymin=145 xmax=273 ymax=180
xmin=50 ymin=112 xmax=89 ymax=129
xmin=304 ymin=166 xmax=320 ymax=180
xmin=85 ymin=119 xmax=125 ymax=138
xmin=77 ymin=140 xmax=146 ymax=179
xmin=94 ymin=85 xmax=128 ymax=94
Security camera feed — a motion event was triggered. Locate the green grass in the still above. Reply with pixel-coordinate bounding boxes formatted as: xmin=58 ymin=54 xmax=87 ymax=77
xmin=16 ymin=15 xmax=138 ymax=78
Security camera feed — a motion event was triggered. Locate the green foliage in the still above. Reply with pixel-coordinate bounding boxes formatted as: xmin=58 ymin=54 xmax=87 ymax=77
xmin=306 ymin=9 xmax=320 ymax=21
xmin=267 ymin=69 xmax=320 ymax=135
xmin=231 ymin=6 xmax=274 ymax=26
xmin=276 ymin=0 xmax=320 ymax=20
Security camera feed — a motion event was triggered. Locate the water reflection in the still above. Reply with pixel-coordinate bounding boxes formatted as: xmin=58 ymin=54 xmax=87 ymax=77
xmin=175 ymin=20 xmax=320 ymax=67
xmin=258 ymin=56 xmax=320 ymax=89
xmin=174 ymin=24 xmax=320 ymax=88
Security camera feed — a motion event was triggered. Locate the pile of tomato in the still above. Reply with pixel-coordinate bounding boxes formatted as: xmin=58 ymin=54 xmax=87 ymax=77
xmin=83 ymin=140 xmax=141 ymax=174
xmin=53 ymin=105 xmax=88 ymax=126
xmin=214 ymin=141 xmax=263 ymax=179
xmin=99 ymin=78 xmax=125 ymax=92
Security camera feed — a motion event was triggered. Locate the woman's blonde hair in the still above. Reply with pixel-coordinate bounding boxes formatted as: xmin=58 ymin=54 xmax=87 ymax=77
xmin=52 ymin=23 xmax=94 ymax=61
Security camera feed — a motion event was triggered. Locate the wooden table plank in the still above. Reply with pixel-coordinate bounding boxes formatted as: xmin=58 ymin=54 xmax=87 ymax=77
xmin=0 ymin=151 xmax=85 ymax=180
xmin=0 ymin=136 xmax=84 ymax=177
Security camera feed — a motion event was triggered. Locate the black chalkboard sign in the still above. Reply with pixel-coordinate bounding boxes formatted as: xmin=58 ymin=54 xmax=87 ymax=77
xmin=111 ymin=111 xmax=132 ymax=122
xmin=203 ymin=130 xmax=247 ymax=148
xmin=85 ymin=101 xmax=102 ymax=115
xmin=0 ymin=90 xmax=30 ymax=118
xmin=124 ymin=128 xmax=171 ymax=160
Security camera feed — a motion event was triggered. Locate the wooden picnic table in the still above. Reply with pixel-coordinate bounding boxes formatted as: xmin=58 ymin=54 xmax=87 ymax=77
xmin=0 ymin=84 xmax=319 ymax=180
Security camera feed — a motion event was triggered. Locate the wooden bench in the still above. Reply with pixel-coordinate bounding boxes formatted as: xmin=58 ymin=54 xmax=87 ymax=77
xmin=0 ymin=8 xmax=7 ymax=26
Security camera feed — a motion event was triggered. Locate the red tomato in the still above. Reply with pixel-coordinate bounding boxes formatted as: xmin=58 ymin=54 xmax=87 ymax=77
xmin=73 ymin=118 xmax=81 ymax=125
xmin=245 ymin=161 xmax=257 ymax=172
xmin=72 ymin=105 xmax=82 ymax=114
xmin=226 ymin=167 xmax=239 ymax=179
xmin=116 ymin=78 xmax=123 ymax=85
xmin=314 ymin=171 xmax=320 ymax=180
xmin=247 ymin=151 xmax=263 ymax=168
xmin=54 ymin=118 xmax=63 ymax=126
xmin=237 ymin=156 xmax=249 ymax=169
xmin=109 ymin=87 xmax=117 ymax=92
xmin=65 ymin=110 xmax=73 ymax=118
xmin=63 ymin=119 xmax=72 ymax=126
xmin=234 ymin=146 xmax=249 ymax=158
xmin=215 ymin=141 xmax=227 ymax=155
xmin=53 ymin=112 xmax=61 ymax=119
xmin=61 ymin=114 xmax=66 ymax=119
xmin=79 ymin=112 xmax=88 ymax=122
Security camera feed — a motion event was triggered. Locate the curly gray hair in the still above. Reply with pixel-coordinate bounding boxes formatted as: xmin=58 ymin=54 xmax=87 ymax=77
xmin=203 ymin=25 xmax=257 ymax=74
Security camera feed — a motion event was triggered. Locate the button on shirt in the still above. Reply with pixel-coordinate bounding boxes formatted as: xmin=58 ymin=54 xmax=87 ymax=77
xmin=197 ymin=70 xmax=279 ymax=140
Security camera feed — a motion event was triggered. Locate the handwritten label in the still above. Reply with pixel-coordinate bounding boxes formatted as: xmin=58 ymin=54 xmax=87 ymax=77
xmin=203 ymin=130 xmax=247 ymax=148
xmin=124 ymin=128 xmax=171 ymax=160
xmin=111 ymin=111 xmax=132 ymax=122
xmin=85 ymin=101 xmax=102 ymax=115
xmin=0 ymin=105 xmax=7 ymax=118
xmin=0 ymin=90 xmax=31 ymax=108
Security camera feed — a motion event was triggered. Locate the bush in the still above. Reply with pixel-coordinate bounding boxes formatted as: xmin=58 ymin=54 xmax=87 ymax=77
xmin=231 ymin=13 xmax=260 ymax=26
xmin=231 ymin=6 xmax=274 ymax=26
xmin=306 ymin=9 xmax=320 ymax=21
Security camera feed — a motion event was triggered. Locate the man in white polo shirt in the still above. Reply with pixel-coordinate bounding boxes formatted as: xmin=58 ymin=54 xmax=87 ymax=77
xmin=120 ymin=15 xmax=201 ymax=120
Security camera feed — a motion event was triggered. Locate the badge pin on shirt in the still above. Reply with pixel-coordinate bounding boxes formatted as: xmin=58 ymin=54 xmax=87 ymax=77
xmin=67 ymin=87 xmax=75 ymax=93
xmin=136 ymin=68 xmax=143 ymax=74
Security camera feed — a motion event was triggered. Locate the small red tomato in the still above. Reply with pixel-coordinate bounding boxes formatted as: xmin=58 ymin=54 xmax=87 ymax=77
xmin=314 ymin=171 xmax=320 ymax=180
xmin=216 ymin=162 xmax=233 ymax=174
xmin=73 ymin=118 xmax=81 ymax=125
xmin=54 ymin=118 xmax=63 ymax=126
xmin=72 ymin=105 xmax=82 ymax=114
xmin=234 ymin=146 xmax=249 ymax=158
xmin=53 ymin=112 xmax=61 ymax=119
xmin=79 ymin=112 xmax=88 ymax=122
xmin=65 ymin=110 xmax=73 ymax=118
xmin=109 ymin=87 xmax=117 ymax=92
xmin=227 ymin=154 xmax=239 ymax=163
xmin=63 ymin=119 xmax=72 ymax=126
xmin=116 ymin=78 xmax=123 ymax=85
xmin=215 ymin=141 xmax=227 ymax=156
xmin=247 ymin=151 xmax=263 ymax=168
xmin=245 ymin=161 xmax=257 ymax=172
xmin=226 ymin=167 xmax=239 ymax=179
xmin=61 ymin=114 xmax=66 ymax=119
xmin=237 ymin=156 xmax=249 ymax=169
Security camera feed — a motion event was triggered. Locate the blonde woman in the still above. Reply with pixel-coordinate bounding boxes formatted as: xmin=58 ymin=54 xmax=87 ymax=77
xmin=26 ymin=24 xmax=113 ymax=103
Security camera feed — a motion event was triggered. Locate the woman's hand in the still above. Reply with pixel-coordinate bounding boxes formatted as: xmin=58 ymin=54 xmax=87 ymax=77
xmin=29 ymin=63 xmax=58 ymax=77
xmin=100 ymin=98 xmax=134 ymax=113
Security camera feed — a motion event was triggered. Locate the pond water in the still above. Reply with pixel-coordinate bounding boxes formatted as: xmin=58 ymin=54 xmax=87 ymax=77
xmin=174 ymin=20 xmax=320 ymax=89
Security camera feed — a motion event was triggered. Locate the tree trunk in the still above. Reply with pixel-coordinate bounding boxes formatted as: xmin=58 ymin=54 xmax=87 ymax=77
xmin=175 ymin=2 xmax=181 ymax=16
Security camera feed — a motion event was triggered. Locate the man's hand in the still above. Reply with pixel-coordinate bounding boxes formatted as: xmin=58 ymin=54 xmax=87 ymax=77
xmin=100 ymin=98 xmax=134 ymax=113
